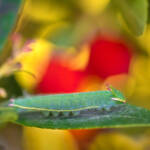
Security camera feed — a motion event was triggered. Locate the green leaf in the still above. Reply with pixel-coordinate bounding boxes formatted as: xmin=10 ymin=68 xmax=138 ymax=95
xmin=0 ymin=0 xmax=22 ymax=52
xmin=112 ymin=0 xmax=148 ymax=35
xmin=14 ymin=104 xmax=150 ymax=129
xmin=8 ymin=92 xmax=150 ymax=129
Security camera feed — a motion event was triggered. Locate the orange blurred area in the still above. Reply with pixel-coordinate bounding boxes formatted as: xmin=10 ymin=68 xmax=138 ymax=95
xmin=69 ymin=129 xmax=101 ymax=150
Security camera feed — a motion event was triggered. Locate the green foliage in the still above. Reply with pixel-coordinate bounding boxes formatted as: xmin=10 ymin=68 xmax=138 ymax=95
xmin=3 ymin=90 xmax=150 ymax=129
xmin=11 ymin=96 xmax=150 ymax=129
xmin=112 ymin=0 xmax=148 ymax=35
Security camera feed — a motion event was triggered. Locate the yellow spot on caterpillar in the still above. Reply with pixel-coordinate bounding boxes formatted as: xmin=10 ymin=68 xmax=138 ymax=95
xmin=112 ymin=98 xmax=126 ymax=103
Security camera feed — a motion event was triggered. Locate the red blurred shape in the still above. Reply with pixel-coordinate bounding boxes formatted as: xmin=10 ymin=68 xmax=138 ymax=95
xmin=36 ymin=58 xmax=84 ymax=94
xmin=86 ymin=35 xmax=132 ymax=79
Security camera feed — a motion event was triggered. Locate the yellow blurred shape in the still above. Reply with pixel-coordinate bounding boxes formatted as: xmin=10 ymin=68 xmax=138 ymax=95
xmin=79 ymin=0 xmax=110 ymax=15
xmin=129 ymin=25 xmax=150 ymax=107
xmin=69 ymin=45 xmax=90 ymax=70
xmin=125 ymin=56 xmax=150 ymax=108
xmin=22 ymin=0 xmax=71 ymax=22
xmin=23 ymin=127 xmax=78 ymax=150
xmin=138 ymin=25 xmax=150 ymax=54
xmin=15 ymin=39 xmax=52 ymax=92
xmin=89 ymin=132 xmax=142 ymax=150
xmin=40 ymin=21 xmax=69 ymax=39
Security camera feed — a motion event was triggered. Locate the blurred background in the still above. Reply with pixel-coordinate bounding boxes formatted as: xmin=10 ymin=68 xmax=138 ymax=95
xmin=0 ymin=0 xmax=150 ymax=150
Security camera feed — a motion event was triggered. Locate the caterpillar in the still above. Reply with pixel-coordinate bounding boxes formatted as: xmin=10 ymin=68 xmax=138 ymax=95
xmin=8 ymin=86 xmax=126 ymax=118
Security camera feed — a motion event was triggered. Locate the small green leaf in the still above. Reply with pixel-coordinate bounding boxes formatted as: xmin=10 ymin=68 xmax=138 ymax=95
xmin=112 ymin=0 xmax=148 ymax=35
xmin=0 ymin=0 xmax=22 ymax=52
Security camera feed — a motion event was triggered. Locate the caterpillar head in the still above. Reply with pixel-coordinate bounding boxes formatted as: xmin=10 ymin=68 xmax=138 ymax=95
xmin=107 ymin=84 xmax=126 ymax=103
